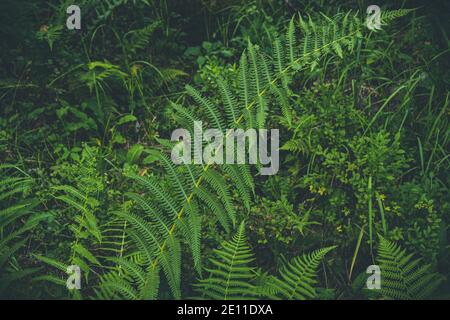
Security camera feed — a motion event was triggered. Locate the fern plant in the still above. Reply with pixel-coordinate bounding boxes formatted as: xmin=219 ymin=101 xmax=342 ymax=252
xmin=123 ymin=21 xmax=161 ymax=55
xmin=381 ymin=8 xmax=416 ymax=26
xmin=0 ymin=164 xmax=45 ymax=297
xmin=94 ymin=10 xmax=411 ymax=300
xmin=94 ymin=248 xmax=161 ymax=299
xmin=195 ymin=221 xmax=257 ymax=300
xmin=376 ymin=236 xmax=444 ymax=299
xmin=195 ymin=222 xmax=335 ymax=300
xmin=261 ymin=246 xmax=336 ymax=299
xmin=95 ymin=260 xmax=160 ymax=299
xmin=34 ymin=145 xmax=104 ymax=295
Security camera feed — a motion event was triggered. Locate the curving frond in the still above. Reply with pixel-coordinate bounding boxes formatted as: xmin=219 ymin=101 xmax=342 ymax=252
xmin=124 ymin=21 xmax=160 ymax=54
xmin=381 ymin=8 xmax=416 ymax=25
xmin=263 ymin=246 xmax=336 ymax=300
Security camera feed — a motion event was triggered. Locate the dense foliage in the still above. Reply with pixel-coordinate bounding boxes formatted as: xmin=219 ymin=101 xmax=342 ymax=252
xmin=0 ymin=0 xmax=449 ymax=300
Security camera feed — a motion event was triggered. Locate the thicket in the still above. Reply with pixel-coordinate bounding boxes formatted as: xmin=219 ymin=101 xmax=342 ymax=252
xmin=0 ymin=0 xmax=449 ymax=299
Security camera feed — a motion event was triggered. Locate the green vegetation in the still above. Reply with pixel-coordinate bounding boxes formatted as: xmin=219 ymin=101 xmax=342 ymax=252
xmin=0 ymin=0 xmax=448 ymax=300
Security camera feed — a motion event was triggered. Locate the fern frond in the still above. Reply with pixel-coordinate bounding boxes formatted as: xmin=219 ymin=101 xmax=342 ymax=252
xmin=247 ymin=42 xmax=268 ymax=129
xmin=125 ymin=192 xmax=171 ymax=236
xmin=128 ymin=174 xmax=180 ymax=218
xmin=186 ymin=85 xmax=226 ymax=131
xmin=97 ymin=216 xmax=130 ymax=258
xmin=381 ymin=8 xmax=416 ymax=25
xmin=0 ymin=166 xmax=41 ymax=296
xmin=217 ymin=77 xmax=239 ymax=127
xmin=223 ymin=164 xmax=252 ymax=211
xmin=264 ymin=246 xmax=336 ymax=300
xmin=238 ymin=52 xmax=255 ymax=129
xmin=95 ymin=254 xmax=160 ymax=300
xmin=376 ymin=236 xmax=444 ymax=300
xmin=203 ymin=169 xmax=236 ymax=225
xmin=170 ymin=102 xmax=203 ymax=133
xmin=160 ymin=236 xmax=182 ymax=299
xmin=194 ymin=187 xmax=231 ymax=233
xmin=179 ymin=199 xmax=202 ymax=274
xmin=195 ymin=222 xmax=257 ymax=300
xmin=96 ymin=271 xmax=139 ymax=300
xmin=147 ymin=149 xmax=190 ymax=202
xmin=273 ymin=36 xmax=289 ymax=90
xmin=124 ymin=20 xmax=160 ymax=54
xmin=286 ymin=16 xmax=297 ymax=65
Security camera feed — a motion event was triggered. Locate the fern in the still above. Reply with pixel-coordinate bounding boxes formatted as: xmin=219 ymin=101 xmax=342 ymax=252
xmin=97 ymin=10 xmax=407 ymax=300
xmin=124 ymin=21 xmax=161 ymax=54
xmin=262 ymin=246 xmax=336 ymax=300
xmin=34 ymin=145 xmax=104 ymax=294
xmin=95 ymin=256 xmax=160 ymax=300
xmin=279 ymin=113 xmax=316 ymax=155
xmin=381 ymin=8 xmax=416 ymax=25
xmin=376 ymin=236 xmax=444 ymax=300
xmin=195 ymin=222 xmax=257 ymax=300
xmin=94 ymin=208 xmax=163 ymax=300
xmin=0 ymin=165 xmax=44 ymax=297
xmin=195 ymin=222 xmax=335 ymax=300
xmin=97 ymin=214 xmax=130 ymax=260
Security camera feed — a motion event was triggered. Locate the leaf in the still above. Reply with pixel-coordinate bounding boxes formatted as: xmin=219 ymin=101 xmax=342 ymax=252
xmin=126 ymin=144 xmax=144 ymax=164
xmin=117 ymin=114 xmax=137 ymax=126
xmin=74 ymin=243 xmax=101 ymax=266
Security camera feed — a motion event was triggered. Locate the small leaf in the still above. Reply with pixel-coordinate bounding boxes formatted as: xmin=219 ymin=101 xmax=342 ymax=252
xmin=126 ymin=144 xmax=144 ymax=164
xmin=74 ymin=243 xmax=101 ymax=266
xmin=117 ymin=114 xmax=137 ymax=126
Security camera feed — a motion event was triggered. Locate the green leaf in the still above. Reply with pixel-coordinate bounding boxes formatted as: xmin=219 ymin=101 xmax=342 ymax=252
xmin=117 ymin=114 xmax=137 ymax=126
xmin=74 ymin=243 xmax=101 ymax=266
xmin=126 ymin=144 xmax=144 ymax=164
